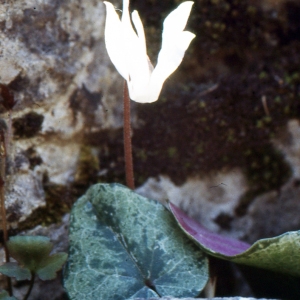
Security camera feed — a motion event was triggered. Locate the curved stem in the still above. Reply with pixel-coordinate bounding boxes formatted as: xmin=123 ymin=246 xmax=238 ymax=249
xmin=23 ymin=272 xmax=35 ymax=300
xmin=0 ymin=130 xmax=12 ymax=295
xmin=123 ymin=81 xmax=135 ymax=189
xmin=0 ymin=130 xmax=8 ymax=244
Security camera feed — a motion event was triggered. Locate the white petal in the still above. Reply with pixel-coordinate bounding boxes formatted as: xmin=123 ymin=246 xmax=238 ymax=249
xmin=145 ymin=1 xmax=195 ymax=103
xmin=163 ymin=1 xmax=194 ymax=34
xmin=121 ymin=0 xmax=132 ymax=30
xmin=159 ymin=1 xmax=195 ymax=76
xmin=103 ymin=1 xmax=128 ymax=79
xmin=131 ymin=10 xmax=147 ymax=58
xmin=123 ymin=10 xmax=153 ymax=102
xmin=104 ymin=0 xmax=152 ymax=101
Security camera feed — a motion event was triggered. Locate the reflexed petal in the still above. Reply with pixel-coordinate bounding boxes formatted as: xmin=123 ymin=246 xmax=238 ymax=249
xmin=103 ymin=2 xmax=128 ymax=79
xmin=127 ymin=10 xmax=153 ymax=102
xmin=163 ymin=1 xmax=194 ymax=34
xmin=121 ymin=0 xmax=130 ymax=23
xmin=159 ymin=1 xmax=195 ymax=76
xmin=131 ymin=11 xmax=147 ymax=58
xmin=145 ymin=1 xmax=195 ymax=103
xmin=157 ymin=30 xmax=195 ymax=77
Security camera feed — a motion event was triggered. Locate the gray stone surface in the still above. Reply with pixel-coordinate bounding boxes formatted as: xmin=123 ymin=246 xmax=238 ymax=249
xmin=0 ymin=0 xmax=123 ymax=227
xmin=136 ymin=169 xmax=248 ymax=237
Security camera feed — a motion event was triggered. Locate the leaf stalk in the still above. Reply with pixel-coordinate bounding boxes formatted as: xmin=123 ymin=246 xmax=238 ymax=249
xmin=23 ymin=272 xmax=35 ymax=300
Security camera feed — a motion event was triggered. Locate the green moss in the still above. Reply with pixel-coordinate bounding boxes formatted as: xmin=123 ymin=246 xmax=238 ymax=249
xmin=73 ymin=146 xmax=99 ymax=186
xmin=167 ymin=147 xmax=178 ymax=158
xmin=196 ymin=144 xmax=204 ymax=154
xmin=199 ymin=101 xmax=206 ymax=108
xmin=259 ymin=71 xmax=268 ymax=80
xmin=136 ymin=149 xmax=147 ymax=162
xmin=18 ymin=181 xmax=70 ymax=231
xmin=235 ymin=145 xmax=291 ymax=216
xmin=245 ymin=146 xmax=291 ymax=190
xmin=256 ymin=120 xmax=263 ymax=128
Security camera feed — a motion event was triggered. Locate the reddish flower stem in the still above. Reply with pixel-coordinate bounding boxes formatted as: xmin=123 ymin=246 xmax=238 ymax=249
xmin=0 ymin=130 xmax=12 ymax=296
xmin=123 ymin=81 xmax=135 ymax=190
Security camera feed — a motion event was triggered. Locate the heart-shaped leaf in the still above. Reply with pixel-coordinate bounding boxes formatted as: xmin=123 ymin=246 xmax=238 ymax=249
xmin=0 ymin=262 xmax=31 ymax=281
xmin=37 ymin=253 xmax=68 ymax=280
xmin=6 ymin=236 xmax=67 ymax=280
xmin=169 ymin=202 xmax=300 ymax=277
xmin=64 ymin=183 xmax=208 ymax=300
xmin=7 ymin=236 xmax=53 ymax=271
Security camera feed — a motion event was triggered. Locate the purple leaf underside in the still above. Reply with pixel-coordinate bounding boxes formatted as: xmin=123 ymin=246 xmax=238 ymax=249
xmin=169 ymin=202 xmax=250 ymax=256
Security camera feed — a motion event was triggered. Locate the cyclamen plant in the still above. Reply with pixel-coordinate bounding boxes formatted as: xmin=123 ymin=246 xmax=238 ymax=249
xmin=63 ymin=1 xmax=300 ymax=299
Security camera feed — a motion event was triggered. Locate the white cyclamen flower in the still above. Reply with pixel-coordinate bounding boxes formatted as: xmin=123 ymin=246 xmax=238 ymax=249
xmin=103 ymin=0 xmax=195 ymax=103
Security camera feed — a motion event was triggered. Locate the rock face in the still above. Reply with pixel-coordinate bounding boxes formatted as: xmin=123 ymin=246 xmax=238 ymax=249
xmin=0 ymin=0 xmax=122 ymax=227
xmin=137 ymin=169 xmax=248 ymax=235
xmin=0 ymin=0 xmax=299 ymax=299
